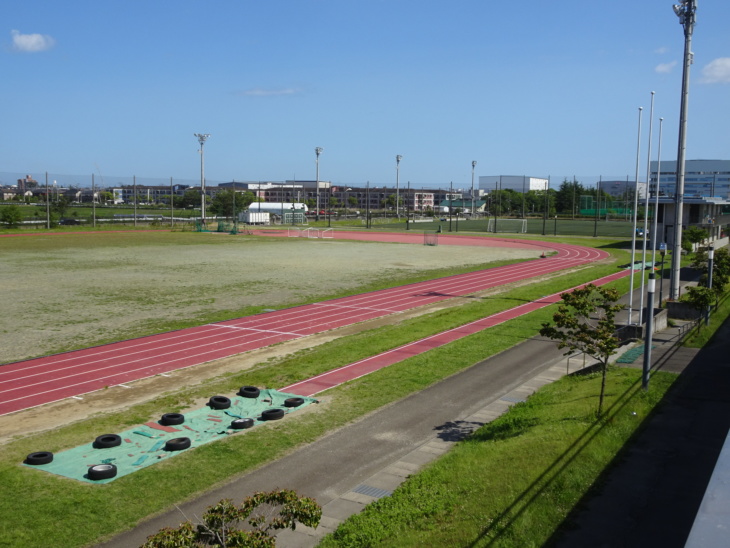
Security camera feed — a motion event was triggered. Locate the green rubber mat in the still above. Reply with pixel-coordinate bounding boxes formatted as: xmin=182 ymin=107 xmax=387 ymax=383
xmin=22 ymin=389 xmax=317 ymax=484
xmin=616 ymin=345 xmax=656 ymax=364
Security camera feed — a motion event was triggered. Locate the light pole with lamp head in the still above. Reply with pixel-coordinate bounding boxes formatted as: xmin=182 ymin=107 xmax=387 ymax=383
xmin=315 ymin=147 xmax=323 ymax=222
xmin=670 ymin=0 xmax=697 ymax=301
xmin=396 ymin=155 xmax=402 ymax=220
xmin=194 ymin=133 xmax=210 ymax=226
xmin=471 ymin=161 xmax=477 ymax=216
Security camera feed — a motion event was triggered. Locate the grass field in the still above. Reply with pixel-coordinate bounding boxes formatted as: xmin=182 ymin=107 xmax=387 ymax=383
xmin=0 ymin=229 xmax=647 ymax=546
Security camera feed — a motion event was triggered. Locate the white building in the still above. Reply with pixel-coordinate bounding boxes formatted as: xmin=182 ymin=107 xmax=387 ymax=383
xmin=479 ymin=175 xmax=549 ymax=193
xmin=650 ymin=159 xmax=730 ymax=199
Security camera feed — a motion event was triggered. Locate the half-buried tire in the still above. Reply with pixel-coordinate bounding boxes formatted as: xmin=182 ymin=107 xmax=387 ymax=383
xmin=261 ymin=408 xmax=285 ymax=421
xmin=88 ymin=464 xmax=117 ymax=480
xmin=160 ymin=413 xmax=185 ymax=426
xmin=165 ymin=437 xmax=192 ymax=451
xmin=231 ymin=418 xmax=255 ymax=430
xmin=284 ymin=397 xmax=305 ymax=408
xmin=94 ymin=434 xmax=122 ymax=449
xmin=25 ymin=451 xmax=54 ymax=465
xmin=208 ymin=396 xmax=231 ymax=410
xmin=239 ymin=386 xmax=260 ymax=398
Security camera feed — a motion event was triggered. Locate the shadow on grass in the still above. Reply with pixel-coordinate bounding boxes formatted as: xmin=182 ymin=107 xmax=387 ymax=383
xmin=465 ymin=369 xmax=658 ymax=547
xmin=433 ymin=420 xmax=486 ymax=442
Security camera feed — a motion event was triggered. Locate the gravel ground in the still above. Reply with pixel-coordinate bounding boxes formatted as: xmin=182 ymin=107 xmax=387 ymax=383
xmin=0 ymin=232 xmax=536 ymax=364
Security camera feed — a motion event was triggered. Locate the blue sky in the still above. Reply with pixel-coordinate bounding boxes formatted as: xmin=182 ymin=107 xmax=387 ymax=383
xmin=3 ymin=1 xmax=729 ymax=189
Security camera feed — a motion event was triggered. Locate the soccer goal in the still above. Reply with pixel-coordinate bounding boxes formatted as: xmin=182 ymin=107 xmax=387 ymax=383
xmin=487 ymin=218 xmax=527 ymax=233
xmin=424 ymin=232 xmax=439 ymax=246
xmin=287 ymin=227 xmax=301 ymax=237
xmin=321 ymin=228 xmax=334 ymax=239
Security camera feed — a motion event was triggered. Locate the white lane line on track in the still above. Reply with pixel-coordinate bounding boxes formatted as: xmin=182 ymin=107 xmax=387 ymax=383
xmin=207 ymin=324 xmax=304 ymax=337
xmin=310 ymin=303 xmax=400 ymax=313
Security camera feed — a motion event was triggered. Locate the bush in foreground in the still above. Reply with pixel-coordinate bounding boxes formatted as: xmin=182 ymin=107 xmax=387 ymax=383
xmin=142 ymin=489 xmax=321 ymax=548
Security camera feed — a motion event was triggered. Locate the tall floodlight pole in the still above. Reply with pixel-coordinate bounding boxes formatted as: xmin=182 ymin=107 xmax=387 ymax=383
xmin=315 ymin=147 xmax=323 ymax=222
xmin=194 ymin=133 xmax=210 ymax=225
xmin=395 ymin=155 xmax=402 ymax=220
xmin=471 ymin=161 xmax=477 ymax=216
xmin=628 ymin=107 xmax=643 ymax=325
xmin=670 ymin=0 xmax=697 ymax=301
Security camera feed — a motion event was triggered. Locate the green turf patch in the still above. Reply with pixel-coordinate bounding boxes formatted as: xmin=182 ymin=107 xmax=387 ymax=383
xmin=22 ymin=389 xmax=316 ymax=484
xmin=616 ymin=345 xmax=655 ymax=364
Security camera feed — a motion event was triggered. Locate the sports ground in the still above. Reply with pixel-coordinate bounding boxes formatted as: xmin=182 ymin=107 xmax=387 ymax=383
xmin=0 ymin=230 xmax=618 ymax=417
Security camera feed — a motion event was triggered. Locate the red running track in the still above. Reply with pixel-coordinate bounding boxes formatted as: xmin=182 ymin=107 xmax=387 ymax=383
xmin=0 ymin=233 xmax=609 ymax=416
xmin=281 ymin=269 xmax=630 ymax=396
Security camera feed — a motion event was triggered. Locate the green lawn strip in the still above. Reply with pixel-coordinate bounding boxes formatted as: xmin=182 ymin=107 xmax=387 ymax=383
xmin=0 ymin=252 xmax=628 ymax=546
xmin=319 ymin=368 xmax=677 ymax=548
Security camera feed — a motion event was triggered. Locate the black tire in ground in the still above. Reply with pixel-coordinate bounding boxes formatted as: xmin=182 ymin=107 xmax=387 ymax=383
xmin=208 ymin=396 xmax=231 ymax=410
xmin=165 ymin=437 xmax=192 ymax=451
xmin=239 ymin=386 xmax=260 ymax=398
xmin=261 ymin=408 xmax=285 ymax=421
xmin=160 ymin=413 xmax=185 ymax=426
xmin=231 ymin=418 xmax=255 ymax=430
xmin=94 ymin=434 xmax=122 ymax=449
xmin=284 ymin=397 xmax=305 ymax=408
xmin=88 ymin=464 xmax=117 ymax=480
xmin=25 ymin=451 xmax=54 ymax=465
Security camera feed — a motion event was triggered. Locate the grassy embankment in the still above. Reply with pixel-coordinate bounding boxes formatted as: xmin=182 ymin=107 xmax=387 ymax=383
xmin=319 ymin=367 xmax=676 ymax=547
xmin=0 ymin=234 xmax=639 ymax=546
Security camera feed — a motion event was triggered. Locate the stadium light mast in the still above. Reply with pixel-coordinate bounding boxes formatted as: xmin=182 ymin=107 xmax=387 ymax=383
xmin=471 ymin=161 xmax=477 ymax=216
xmin=194 ymin=133 xmax=210 ymax=225
xmin=315 ymin=147 xmax=323 ymax=221
xmin=396 ymin=155 xmax=402 ymax=219
xmin=670 ymin=0 xmax=697 ymax=301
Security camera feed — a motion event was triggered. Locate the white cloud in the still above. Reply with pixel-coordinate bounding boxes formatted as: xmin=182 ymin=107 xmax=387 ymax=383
xmin=655 ymin=61 xmax=677 ymax=74
xmin=654 ymin=46 xmax=669 ymax=55
xmin=700 ymin=58 xmax=730 ymax=84
xmin=10 ymin=29 xmax=56 ymax=52
xmin=239 ymin=87 xmax=301 ymax=97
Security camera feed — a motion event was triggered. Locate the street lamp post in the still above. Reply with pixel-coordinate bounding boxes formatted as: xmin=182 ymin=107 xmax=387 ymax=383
xmin=471 ymin=161 xmax=477 ymax=216
xmin=315 ymin=147 xmax=323 ymax=222
xmin=396 ymin=155 xmax=402 ymax=220
xmin=659 ymin=243 xmax=667 ymax=305
xmin=642 ymin=273 xmax=656 ymax=391
xmin=706 ymin=246 xmax=715 ymax=325
xmin=194 ymin=133 xmax=210 ymax=226
xmin=670 ymin=0 xmax=697 ymax=301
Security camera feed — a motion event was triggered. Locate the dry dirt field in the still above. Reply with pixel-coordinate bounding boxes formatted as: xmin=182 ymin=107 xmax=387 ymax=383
xmin=0 ymin=230 xmax=537 ymax=365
